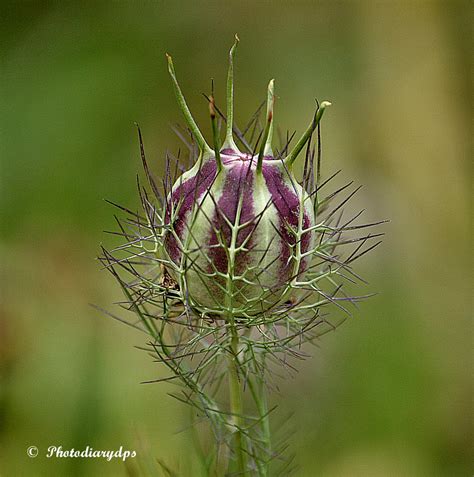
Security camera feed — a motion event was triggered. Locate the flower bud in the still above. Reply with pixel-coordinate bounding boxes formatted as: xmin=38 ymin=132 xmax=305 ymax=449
xmin=163 ymin=40 xmax=331 ymax=316
xmin=165 ymin=149 xmax=315 ymax=314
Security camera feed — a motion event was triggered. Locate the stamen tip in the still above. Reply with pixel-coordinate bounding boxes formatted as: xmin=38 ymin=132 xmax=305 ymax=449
xmin=209 ymin=95 xmax=216 ymax=119
xmin=166 ymin=53 xmax=174 ymax=72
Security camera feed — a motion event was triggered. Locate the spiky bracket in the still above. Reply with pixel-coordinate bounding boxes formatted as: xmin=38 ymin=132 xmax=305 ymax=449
xmin=99 ymin=37 xmax=386 ymax=476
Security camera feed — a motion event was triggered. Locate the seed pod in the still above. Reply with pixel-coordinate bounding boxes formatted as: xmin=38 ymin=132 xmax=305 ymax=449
xmin=163 ymin=38 xmax=330 ymax=316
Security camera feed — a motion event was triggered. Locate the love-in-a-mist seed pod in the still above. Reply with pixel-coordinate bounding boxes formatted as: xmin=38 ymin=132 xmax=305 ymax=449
xmin=100 ymin=36 xmax=385 ymax=476
xmin=163 ymin=37 xmax=331 ymax=316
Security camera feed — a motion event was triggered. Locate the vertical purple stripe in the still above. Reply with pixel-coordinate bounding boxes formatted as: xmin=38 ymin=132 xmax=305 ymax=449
xmin=208 ymin=162 xmax=255 ymax=274
xmin=164 ymin=160 xmax=218 ymax=262
xmin=262 ymin=163 xmax=313 ymax=282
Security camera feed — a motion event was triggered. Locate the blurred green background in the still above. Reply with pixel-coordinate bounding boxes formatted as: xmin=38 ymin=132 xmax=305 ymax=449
xmin=1 ymin=1 xmax=471 ymax=476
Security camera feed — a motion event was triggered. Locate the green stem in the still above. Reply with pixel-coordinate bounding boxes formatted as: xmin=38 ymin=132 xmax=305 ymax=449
xmin=247 ymin=362 xmax=271 ymax=476
xmin=258 ymin=381 xmax=271 ymax=472
xmin=227 ymin=327 xmax=247 ymax=475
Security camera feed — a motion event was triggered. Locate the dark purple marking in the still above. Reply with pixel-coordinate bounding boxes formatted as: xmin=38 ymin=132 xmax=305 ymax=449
xmin=220 ymin=148 xmax=239 ymax=156
xmin=208 ymin=162 xmax=255 ymax=275
xmin=262 ymin=163 xmax=313 ymax=282
xmin=221 ymin=153 xmax=254 ymax=166
xmin=164 ymin=159 xmax=218 ymax=262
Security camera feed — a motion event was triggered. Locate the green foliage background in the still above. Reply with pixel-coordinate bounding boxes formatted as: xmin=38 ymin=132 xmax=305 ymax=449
xmin=1 ymin=1 xmax=471 ymax=476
